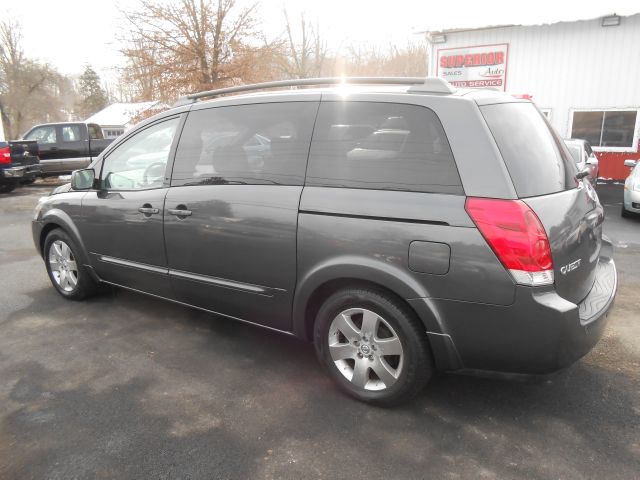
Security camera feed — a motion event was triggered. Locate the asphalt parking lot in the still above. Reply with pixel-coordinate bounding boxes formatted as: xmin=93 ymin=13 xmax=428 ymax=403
xmin=0 ymin=182 xmax=638 ymax=479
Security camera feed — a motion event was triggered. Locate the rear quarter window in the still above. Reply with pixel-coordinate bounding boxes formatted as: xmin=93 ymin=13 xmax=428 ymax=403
xmin=481 ymin=103 xmax=577 ymax=198
xmin=306 ymin=102 xmax=463 ymax=194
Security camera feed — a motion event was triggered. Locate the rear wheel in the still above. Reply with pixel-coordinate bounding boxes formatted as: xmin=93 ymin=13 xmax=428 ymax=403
xmin=44 ymin=229 xmax=97 ymax=300
xmin=314 ymin=287 xmax=433 ymax=406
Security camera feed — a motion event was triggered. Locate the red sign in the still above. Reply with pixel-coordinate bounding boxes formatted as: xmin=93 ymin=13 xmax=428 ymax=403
xmin=436 ymin=44 xmax=509 ymax=91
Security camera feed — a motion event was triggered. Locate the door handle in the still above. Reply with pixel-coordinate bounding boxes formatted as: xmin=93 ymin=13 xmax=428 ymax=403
xmin=168 ymin=206 xmax=192 ymax=217
xmin=138 ymin=204 xmax=160 ymax=216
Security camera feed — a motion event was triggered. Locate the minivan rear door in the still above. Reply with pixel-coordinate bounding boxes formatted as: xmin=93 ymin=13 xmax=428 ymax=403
xmin=481 ymin=102 xmax=603 ymax=304
xmin=164 ymin=100 xmax=319 ymax=331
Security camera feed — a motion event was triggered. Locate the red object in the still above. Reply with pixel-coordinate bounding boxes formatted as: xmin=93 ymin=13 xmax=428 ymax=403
xmin=0 ymin=146 xmax=11 ymax=164
xmin=512 ymin=94 xmax=533 ymax=100
xmin=595 ymin=151 xmax=640 ymax=180
xmin=465 ymin=197 xmax=553 ymax=273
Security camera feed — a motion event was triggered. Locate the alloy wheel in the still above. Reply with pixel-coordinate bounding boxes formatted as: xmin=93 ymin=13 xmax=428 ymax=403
xmin=48 ymin=240 xmax=79 ymax=292
xmin=328 ymin=308 xmax=404 ymax=391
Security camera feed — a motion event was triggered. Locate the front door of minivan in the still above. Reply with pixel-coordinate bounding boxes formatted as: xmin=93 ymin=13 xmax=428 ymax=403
xmin=79 ymin=116 xmax=183 ymax=297
xmin=164 ymin=101 xmax=319 ymax=331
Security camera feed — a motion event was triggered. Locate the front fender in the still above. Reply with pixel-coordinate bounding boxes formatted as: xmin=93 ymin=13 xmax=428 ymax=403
xmin=38 ymin=207 xmax=90 ymax=267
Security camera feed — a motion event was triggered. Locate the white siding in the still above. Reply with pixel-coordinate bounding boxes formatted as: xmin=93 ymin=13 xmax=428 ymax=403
xmin=429 ymin=14 xmax=640 ymax=146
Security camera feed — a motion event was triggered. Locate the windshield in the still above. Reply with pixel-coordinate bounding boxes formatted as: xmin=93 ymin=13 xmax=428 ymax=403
xmin=565 ymin=143 xmax=582 ymax=163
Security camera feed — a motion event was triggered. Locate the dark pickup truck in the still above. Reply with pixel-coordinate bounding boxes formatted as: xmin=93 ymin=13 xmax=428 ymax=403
xmin=0 ymin=140 xmax=40 ymax=193
xmin=21 ymin=122 xmax=113 ymax=176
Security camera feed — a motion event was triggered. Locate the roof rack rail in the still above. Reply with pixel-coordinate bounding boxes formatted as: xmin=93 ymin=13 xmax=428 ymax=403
xmin=173 ymin=76 xmax=456 ymax=106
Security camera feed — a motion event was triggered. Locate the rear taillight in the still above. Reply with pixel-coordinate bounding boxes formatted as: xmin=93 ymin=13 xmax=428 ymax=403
xmin=465 ymin=197 xmax=554 ymax=286
xmin=0 ymin=146 xmax=11 ymax=164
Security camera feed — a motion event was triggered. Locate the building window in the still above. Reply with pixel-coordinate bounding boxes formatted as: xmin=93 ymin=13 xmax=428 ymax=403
xmin=571 ymin=110 xmax=638 ymax=149
xmin=103 ymin=128 xmax=125 ymax=139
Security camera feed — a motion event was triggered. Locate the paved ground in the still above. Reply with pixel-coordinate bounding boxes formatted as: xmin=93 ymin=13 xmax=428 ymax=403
xmin=0 ymin=181 xmax=638 ymax=479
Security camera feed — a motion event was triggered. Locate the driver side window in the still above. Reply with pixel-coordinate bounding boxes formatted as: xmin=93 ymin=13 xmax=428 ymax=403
xmin=101 ymin=117 xmax=180 ymax=190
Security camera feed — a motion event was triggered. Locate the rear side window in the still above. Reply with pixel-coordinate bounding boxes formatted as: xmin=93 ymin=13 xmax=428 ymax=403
xmin=61 ymin=125 xmax=81 ymax=142
xmin=481 ymin=103 xmax=577 ymax=198
xmin=172 ymin=102 xmax=317 ymax=186
xmin=88 ymin=124 xmax=102 ymax=139
xmin=306 ymin=102 xmax=463 ymax=194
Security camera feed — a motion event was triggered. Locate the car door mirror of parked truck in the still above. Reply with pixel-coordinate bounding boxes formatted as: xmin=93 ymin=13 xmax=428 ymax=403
xmin=71 ymin=168 xmax=95 ymax=190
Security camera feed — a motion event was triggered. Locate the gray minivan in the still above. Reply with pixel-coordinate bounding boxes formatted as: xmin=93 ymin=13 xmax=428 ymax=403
xmin=32 ymin=77 xmax=617 ymax=405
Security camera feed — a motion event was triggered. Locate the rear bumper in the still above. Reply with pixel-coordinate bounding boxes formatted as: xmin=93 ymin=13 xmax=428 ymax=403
xmin=415 ymin=238 xmax=617 ymax=374
xmin=1 ymin=164 xmax=41 ymax=179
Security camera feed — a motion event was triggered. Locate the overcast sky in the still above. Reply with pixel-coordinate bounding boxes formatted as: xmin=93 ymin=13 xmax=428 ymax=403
xmin=5 ymin=0 xmax=639 ymax=84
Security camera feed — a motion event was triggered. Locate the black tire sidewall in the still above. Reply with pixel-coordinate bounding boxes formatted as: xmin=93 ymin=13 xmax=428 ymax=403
xmin=44 ymin=229 xmax=92 ymax=300
xmin=0 ymin=183 xmax=16 ymax=193
xmin=621 ymin=205 xmax=629 ymax=218
xmin=314 ymin=288 xmax=432 ymax=406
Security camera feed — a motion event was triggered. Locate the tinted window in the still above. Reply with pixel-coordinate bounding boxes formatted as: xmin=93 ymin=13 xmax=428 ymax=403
xmin=571 ymin=110 xmax=638 ymax=148
xmin=602 ymin=111 xmax=637 ymax=147
xmin=571 ymin=112 xmax=602 ymax=146
xmin=88 ymin=124 xmax=102 ymax=139
xmin=101 ymin=117 xmax=180 ymax=190
xmin=481 ymin=103 xmax=577 ymax=198
xmin=172 ymin=102 xmax=317 ymax=186
xmin=61 ymin=125 xmax=81 ymax=142
xmin=25 ymin=126 xmax=57 ymax=144
xmin=306 ymin=102 xmax=462 ymax=194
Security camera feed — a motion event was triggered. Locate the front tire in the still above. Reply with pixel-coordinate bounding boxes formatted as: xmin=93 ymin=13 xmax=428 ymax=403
xmin=621 ymin=204 xmax=632 ymax=218
xmin=0 ymin=183 xmax=16 ymax=193
xmin=314 ymin=287 xmax=433 ymax=406
xmin=44 ymin=229 xmax=97 ymax=300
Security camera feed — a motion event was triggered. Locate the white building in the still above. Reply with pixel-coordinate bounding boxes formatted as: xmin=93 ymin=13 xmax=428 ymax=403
xmin=425 ymin=13 xmax=640 ymax=179
xmin=85 ymin=102 xmax=161 ymax=139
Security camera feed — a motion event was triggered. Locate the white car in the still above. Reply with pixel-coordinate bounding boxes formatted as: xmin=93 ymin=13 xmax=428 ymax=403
xmin=564 ymin=138 xmax=599 ymax=186
xmin=622 ymin=159 xmax=640 ymax=217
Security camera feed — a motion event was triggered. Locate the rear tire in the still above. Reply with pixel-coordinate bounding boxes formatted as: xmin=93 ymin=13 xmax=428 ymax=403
xmin=44 ymin=229 xmax=98 ymax=300
xmin=314 ymin=287 xmax=433 ymax=406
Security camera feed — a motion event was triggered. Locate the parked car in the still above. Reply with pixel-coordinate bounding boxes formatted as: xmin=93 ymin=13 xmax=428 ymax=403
xmin=622 ymin=159 xmax=640 ymax=217
xmin=21 ymin=122 xmax=113 ymax=176
xmin=0 ymin=140 xmax=40 ymax=193
xmin=32 ymin=77 xmax=617 ymax=405
xmin=564 ymin=138 xmax=599 ymax=185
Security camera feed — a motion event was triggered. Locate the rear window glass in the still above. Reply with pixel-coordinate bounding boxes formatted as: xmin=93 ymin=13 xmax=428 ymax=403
xmin=172 ymin=102 xmax=317 ymax=186
xmin=481 ymin=103 xmax=577 ymax=198
xmin=306 ymin=102 xmax=463 ymax=194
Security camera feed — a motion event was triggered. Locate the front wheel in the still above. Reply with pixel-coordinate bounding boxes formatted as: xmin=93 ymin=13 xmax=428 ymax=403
xmin=314 ymin=287 xmax=433 ymax=406
xmin=44 ymin=229 xmax=97 ymax=300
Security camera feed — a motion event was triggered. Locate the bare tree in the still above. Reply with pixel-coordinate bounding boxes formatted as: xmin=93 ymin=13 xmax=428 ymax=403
xmin=0 ymin=20 xmax=72 ymax=139
xmin=279 ymin=9 xmax=329 ymax=78
xmin=338 ymin=42 xmax=428 ymax=77
xmin=119 ymin=0 xmax=277 ymax=102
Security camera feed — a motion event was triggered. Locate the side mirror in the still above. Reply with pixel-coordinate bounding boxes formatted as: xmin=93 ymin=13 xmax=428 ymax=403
xmin=586 ymin=157 xmax=599 ymax=166
xmin=624 ymin=159 xmax=637 ymax=168
xmin=71 ymin=168 xmax=95 ymax=190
